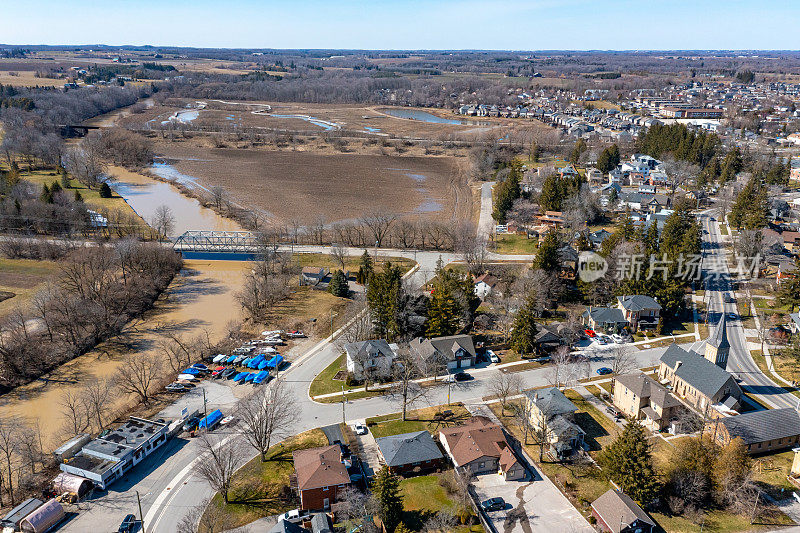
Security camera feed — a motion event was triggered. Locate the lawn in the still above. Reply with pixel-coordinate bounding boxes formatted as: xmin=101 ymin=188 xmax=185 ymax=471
xmin=366 ymin=404 xmax=471 ymax=438
xmin=262 ymin=285 xmax=351 ymax=336
xmin=0 ymin=258 xmax=60 ymax=318
xmin=399 ymin=473 xmax=483 ymax=532
xmin=309 ymin=354 xmax=360 ymax=397
xmin=562 ymin=389 xmax=619 ymax=451
xmin=292 ymin=253 xmax=415 ymax=275
xmin=492 ymin=233 xmax=538 ymax=255
xmin=18 ymin=169 xmax=142 ymax=216
xmin=202 ymin=429 xmax=327 ymax=531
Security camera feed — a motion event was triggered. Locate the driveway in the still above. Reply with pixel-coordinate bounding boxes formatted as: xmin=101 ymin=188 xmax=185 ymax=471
xmin=472 ymin=472 xmax=593 ymax=533
xmin=350 ymin=420 xmax=382 ymax=480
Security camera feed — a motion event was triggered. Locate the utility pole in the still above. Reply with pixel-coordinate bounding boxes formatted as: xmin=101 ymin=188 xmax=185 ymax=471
xmin=341 ymin=385 xmax=346 ymax=425
xmin=203 ymin=388 xmax=207 ymax=421
xmin=136 ymin=490 xmax=145 ymax=532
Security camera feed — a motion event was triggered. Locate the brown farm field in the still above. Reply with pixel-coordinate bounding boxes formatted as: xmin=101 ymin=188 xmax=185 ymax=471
xmin=153 ymin=140 xmax=472 ymax=223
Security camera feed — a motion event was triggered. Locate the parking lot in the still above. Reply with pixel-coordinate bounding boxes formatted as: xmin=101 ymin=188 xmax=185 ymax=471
xmin=472 ymin=470 xmax=593 ymax=533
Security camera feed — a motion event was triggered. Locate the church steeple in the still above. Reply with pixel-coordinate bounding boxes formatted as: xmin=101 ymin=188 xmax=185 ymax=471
xmin=705 ymin=314 xmax=730 ymax=369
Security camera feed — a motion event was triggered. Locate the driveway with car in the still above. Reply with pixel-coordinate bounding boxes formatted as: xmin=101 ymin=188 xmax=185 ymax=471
xmin=351 ymin=420 xmax=382 ymax=479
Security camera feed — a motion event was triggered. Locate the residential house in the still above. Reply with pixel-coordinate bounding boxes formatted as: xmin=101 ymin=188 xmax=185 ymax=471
xmin=616 ymin=295 xmax=661 ymax=332
xmin=344 ymin=339 xmax=398 ymax=380
xmin=537 ymin=211 xmax=564 ymax=228
xmin=710 ymin=408 xmax=800 ymax=454
xmin=589 ymin=229 xmax=612 ymax=249
xmin=292 ymin=445 xmax=351 ymax=511
xmin=374 ymin=431 xmax=444 ymax=476
xmin=533 ymin=325 xmax=564 ymax=354
xmin=410 ymin=335 xmax=476 ymax=371
xmin=438 ymin=416 xmax=524 ymax=480
xmin=558 ymin=163 xmax=580 ymax=178
xmin=788 ymin=312 xmax=800 ymax=335
xmin=658 ymin=332 xmax=742 ymax=415
xmin=474 ymin=273 xmax=499 ymax=299
xmin=613 ymin=372 xmax=683 ymax=432
xmin=583 ymin=306 xmax=629 ymax=334
xmin=586 ymin=167 xmax=604 ymax=185
xmin=524 ymin=388 xmax=585 ymax=458
xmin=591 ymin=489 xmax=656 ymax=533
xmin=300 ymin=267 xmax=329 ymax=287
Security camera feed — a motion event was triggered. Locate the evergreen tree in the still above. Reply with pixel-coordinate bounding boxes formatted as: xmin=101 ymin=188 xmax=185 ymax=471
xmin=39 ymin=183 xmax=52 ymax=204
xmin=328 ymin=270 xmax=350 ymax=298
xmin=570 ymin=138 xmax=587 ymax=165
xmin=598 ymin=420 xmax=660 ymax=505
xmin=426 ymin=261 xmax=479 ymax=337
xmin=719 ymin=147 xmax=743 ymax=183
xmin=596 ymin=144 xmax=621 ymax=173
xmin=99 ymin=182 xmax=112 ymax=198
xmin=366 ymin=262 xmax=403 ymax=341
xmin=533 ymin=231 xmax=560 ymax=273
xmin=60 ymin=169 xmax=71 ymax=190
xmin=50 ymin=180 xmax=62 ymax=196
xmin=371 ymin=467 xmax=404 ymax=533
xmin=492 ymin=161 xmax=522 ymax=223
xmin=510 ymin=292 xmax=538 ymax=354
xmin=357 ymin=250 xmax=374 ymax=284
xmin=729 ymin=177 xmax=768 ymax=230
xmin=778 ymin=257 xmax=800 ymax=312
xmin=575 ymin=232 xmax=591 ymax=252
xmin=74 ymin=190 xmax=83 ymax=202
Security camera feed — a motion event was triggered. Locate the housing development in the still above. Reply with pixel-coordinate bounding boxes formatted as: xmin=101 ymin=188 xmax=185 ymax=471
xmin=4 ymin=7 xmax=800 ymax=533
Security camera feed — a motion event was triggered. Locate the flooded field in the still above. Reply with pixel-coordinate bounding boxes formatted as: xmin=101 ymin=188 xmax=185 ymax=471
xmin=0 ymin=260 xmax=250 ymax=450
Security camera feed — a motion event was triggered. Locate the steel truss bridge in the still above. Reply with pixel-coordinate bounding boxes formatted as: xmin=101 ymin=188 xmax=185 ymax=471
xmin=172 ymin=230 xmax=271 ymax=256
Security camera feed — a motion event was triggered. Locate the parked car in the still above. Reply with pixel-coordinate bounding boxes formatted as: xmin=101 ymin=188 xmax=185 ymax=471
xmin=182 ymin=417 xmax=200 ymax=432
xmin=354 ymin=422 xmax=368 ymax=435
xmin=486 ymin=349 xmax=500 ymax=364
xmin=165 ymin=383 xmax=188 ymax=393
xmin=277 ymin=509 xmax=308 ymax=524
xmin=584 ymin=329 xmax=597 ymax=338
xmin=481 ymin=497 xmax=505 ymax=512
xmin=118 ymin=514 xmax=137 ymax=533
xmin=610 ymin=334 xmax=627 ymax=344
xmin=727 ymin=312 xmax=738 ymax=320
xmin=220 ymin=416 xmax=236 ymax=426
xmin=595 ymin=336 xmax=608 ymax=345
xmin=724 ymin=294 xmax=736 ymax=303
xmin=596 ymin=367 xmax=613 ymax=375
xmin=286 ymin=330 xmax=306 ymax=338
xmin=454 ymin=372 xmax=472 ymax=382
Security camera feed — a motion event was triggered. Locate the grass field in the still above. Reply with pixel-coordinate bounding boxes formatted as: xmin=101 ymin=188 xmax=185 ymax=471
xmin=202 ymin=429 xmax=327 ymax=530
xmin=366 ymin=404 xmax=471 ymax=438
xmin=492 ymin=233 xmax=538 ymax=255
xmin=0 ymin=258 xmax=60 ymax=318
xmin=399 ymin=473 xmax=483 ymax=532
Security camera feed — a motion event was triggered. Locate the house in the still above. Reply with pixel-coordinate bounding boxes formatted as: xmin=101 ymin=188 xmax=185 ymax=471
xmin=474 ymin=273 xmax=499 ymax=299
xmin=583 ymin=306 xmax=629 ymax=334
xmin=300 ymin=267 xmax=329 ymax=287
xmin=589 ymin=229 xmax=612 ymax=248
xmin=344 ymin=339 xmax=398 ymax=380
xmin=533 ymin=325 xmax=564 ymax=354
xmin=269 ymin=514 xmax=334 ymax=533
xmin=374 ymin=431 xmax=444 ymax=476
xmin=614 ymin=372 xmax=683 ymax=432
xmin=60 ymin=417 xmax=170 ymax=490
xmin=537 ymin=211 xmax=564 ymax=227
xmin=439 ymin=416 xmax=524 ymax=480
xmin=586 ymin=167 xmax=604 ymax=185
xmin=293 ymin=445 xmax=351 ymax=511
xmin=710 ymin=408 xmax=800 ymax=454
xmin=616 ymin=295 xmax=661 ymax=332
xmin=410 ymin=335 xmax=476 ymax=371
xmin=788 ymin=312 xmax=800 ymax=335
xmin=658 ymin=321 xmax=742 ymax=414
xmin=524 ymin=388 xmax=585 ymax=458
xmin=558 ymin=163 xmax=580 ymax=178
xmin=591 ymin=489 xmax=656 ymax=533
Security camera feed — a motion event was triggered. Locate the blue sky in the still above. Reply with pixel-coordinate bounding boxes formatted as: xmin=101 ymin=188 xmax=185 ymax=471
xmin=3 ymin=0 xmax=799 ymax=50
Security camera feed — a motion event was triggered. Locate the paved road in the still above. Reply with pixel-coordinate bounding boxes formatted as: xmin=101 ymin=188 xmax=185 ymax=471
xmin=477 ymin=181 xmax=496 ymax=241
xmin=700 ymin=211 xmax=798 ymax=410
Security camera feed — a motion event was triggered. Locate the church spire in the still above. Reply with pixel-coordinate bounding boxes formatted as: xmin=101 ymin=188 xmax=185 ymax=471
xmin=705 ymin=313 xmax=730 ymax=369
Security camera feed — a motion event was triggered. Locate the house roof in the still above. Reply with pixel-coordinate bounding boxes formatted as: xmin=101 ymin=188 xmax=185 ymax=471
xmin=270 ymin=520 xmax=309 ymax=533
xmin=591 ymin=489 xmax=656 ymax=533
xmin=615 ymin=372 xmax=681 ymax=410
xmin=617 ymin=295 xmax=662 ymax=312
xmin=584 ymin=307 xmax=628 ymax=325
xmin=659 ymin=344 xmax=740 ymax=399
xmin=524 ymin=387 xmax=578 ymax=420
xmin=790 ymin=313 xmax=800 ymax=329
xmin=439 ymin=416 xmax=513 ymax=471
xmin=292 ymin=445 xmax=350 ymax=491
xmin=310 ymin=513 xmax=333 ymax=533
xmin=411 ymin=335 xmax=476 ymax=362
xmin=720 ymin=408 xmax=800 ymax=446
xmin=474 ymin=273 xmax=498 ymax=287
xmin=374 ymin=431 xmax=444 ymax=468
xmin=344 ymin=339 xmax=395 ymax=361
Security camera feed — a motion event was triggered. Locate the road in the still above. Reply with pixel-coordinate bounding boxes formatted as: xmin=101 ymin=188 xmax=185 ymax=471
xmin=700 ymin=211 xmax=798 ymax=410
xmin=477 ymin=181 xmax=496 ymax=241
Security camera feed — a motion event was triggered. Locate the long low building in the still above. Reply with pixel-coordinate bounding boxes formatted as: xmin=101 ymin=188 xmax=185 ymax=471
xmin=710 ymin=408 xmax=800 ymax=454
xmin=60 ymin=417 xmax=170 ymax=489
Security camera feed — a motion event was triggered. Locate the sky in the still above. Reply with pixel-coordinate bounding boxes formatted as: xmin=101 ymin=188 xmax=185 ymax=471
xmin=3 ymin=0 xmax=799 ymax=51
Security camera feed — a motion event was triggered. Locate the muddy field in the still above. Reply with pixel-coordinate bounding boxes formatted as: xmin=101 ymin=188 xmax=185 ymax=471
xmin=154 ymin=141 xmax=472 ymax=223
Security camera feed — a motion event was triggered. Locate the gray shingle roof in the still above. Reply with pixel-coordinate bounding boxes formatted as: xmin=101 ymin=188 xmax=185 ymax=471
xmin=615 ymin=372 xmax=681 ymax=409
xmin=344 ymin=339 xmax=395 ymax=360
xmin=660 ymin=344 xmax=740 ymax=399
xmin=584 ymin=307 xmax=628 ymax=325
xmin=721 ymin=408 xmax=800 ymax=446
xmin=374 ymin=431 xmax=444 ymax=467
xmin=617 ymin=295 xmax=662 ymax=312
xmin=524 ymin=387 xmax=578 ymax=419
xmin=592 ymin=489 xmax=656 ymax=533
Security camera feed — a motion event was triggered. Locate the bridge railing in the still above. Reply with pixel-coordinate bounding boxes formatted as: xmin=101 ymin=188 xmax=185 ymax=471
xmin=172 ymin=230 xmax=275 ymax=253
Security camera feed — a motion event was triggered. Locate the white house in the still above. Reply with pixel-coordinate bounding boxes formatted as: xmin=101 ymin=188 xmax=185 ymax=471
xmin=474 ymin=273 xmax=499 ymax=299
xmin=344 ymin=339 xmax=398 ymax=380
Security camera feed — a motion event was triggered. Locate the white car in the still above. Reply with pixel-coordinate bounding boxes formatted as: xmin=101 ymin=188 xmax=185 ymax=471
xmin=354 ymin=422 xmax=368 ymax=435
xmin=220 ymin=416 xmax=236 ymax=426
xmin=261 ymin=330 xmax=283 ymax=337
xmin=611 ymin=334 xmax=626 ymax=344
xmin=595 ymin=336 xmax=608 ymax=345
xmin=277 ymin=509 xmax=307 ymax=524
xmin=486 ymin=349 xmax=500 ymax=364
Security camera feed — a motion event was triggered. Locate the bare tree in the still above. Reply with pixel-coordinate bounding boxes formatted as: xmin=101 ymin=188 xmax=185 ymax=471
xmin=151 ymin=204 xmax=175 ymax=238
xmin=0 ymin=419 xmax=20 ymax=506
xmin=194 ymin=433 xmax=243 ymax=504
xmin=663 ymin=156 xmax=699 ymax=200
xmin=60 ymin=389 xmax=88 ymax=437
xmin=530 ymin=406 xmax=554 ymax=462
xmin=388 ymin=346 xmax=429 ymax=421
xmin=330 ymin=242 xmax=348 ymax=271
xmin=114 ymin=352 xmax=162 ymax=406
xmin=512 ymin=400 xmax=534 ymax=445
xmin=237 ymin=379 xmax=300 ymax=462
xmin=488 ymin=372 xmax=522 ymax=415
xmin=341 ymin=304 xmax=373 ymax=344
xmin=547 ymin=346 xmax=571 ymax=389
xmin=423 ymin=508 xmax=458 ymax=532
xmin=176 ymin=498 xmax=233 ymax=533
xmin=81 ymin=378 xmax=115 ymax=431
xmin=338 ymin=485 xmax=379 ymax=533
xmin=17 ymin=422 xmax=43 ymax=476
xmin=360 ymin=212 xmax=396 ymax=247
xmin=609 ymin=345 xmax=637 ymax=394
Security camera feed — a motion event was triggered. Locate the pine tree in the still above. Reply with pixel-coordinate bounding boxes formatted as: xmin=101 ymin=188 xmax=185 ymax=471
xmin=533 ymin=231 xmax=560 ymax=273
xmin=74 ymin=190 xmax=83 ymax=202
xmin=39 ymin=183 xmax=53 ymax=204
xmin=50 ymin=180 xmax=62 ymax=196
xmin=328 ymin=270 xmax=349 ymax=298
xmin=598 ymin=420 xmax=660 ymax=505
xmin=366 ymin=262 xmax=403 ymax=340
xmin=510 ymin=292 xmax=538 ymax=355
xmin=371 ymin=466 xmax=404 ymax=533
xmin=99 ymin=182 xmax=112 ymax=198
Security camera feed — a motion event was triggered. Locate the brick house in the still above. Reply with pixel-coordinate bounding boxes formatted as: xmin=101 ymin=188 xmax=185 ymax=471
xmin=710 ymin=408 xmax=800 ymax=454
xmin=374 ymin=431 xmax=444 ymax=476
xmin=438 ymin=416 xmax=524 ymax=481
xmin=613 ymin=372 xmax=682 ymax=431
xmin=292 ymin=445 xmax=351 ymax=511
xmin=616 ymin=295 xmax=661 ymax=332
